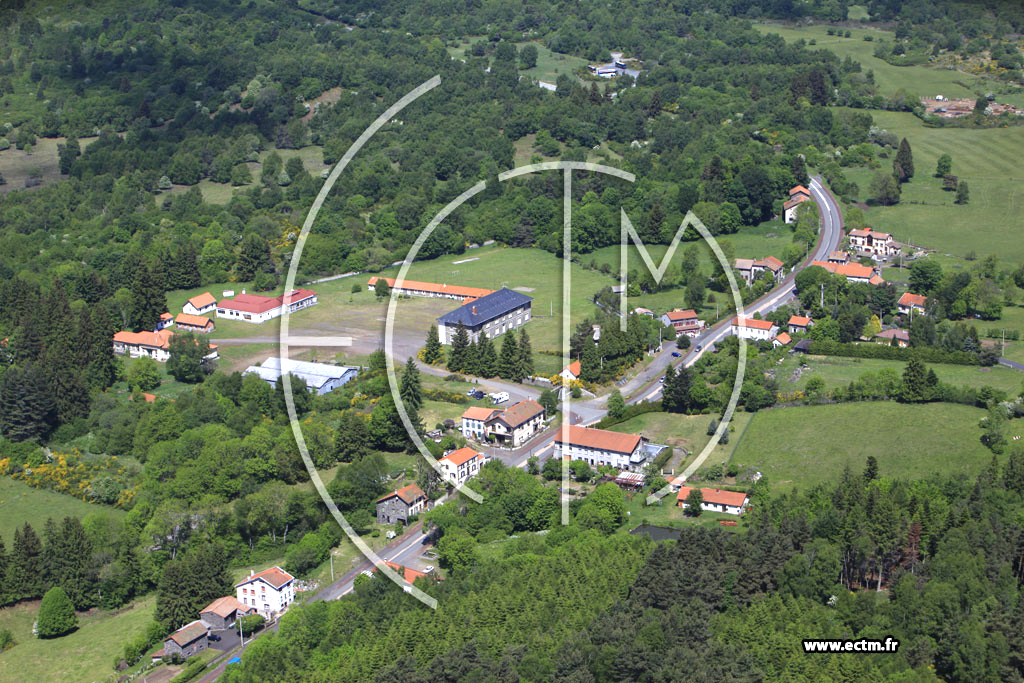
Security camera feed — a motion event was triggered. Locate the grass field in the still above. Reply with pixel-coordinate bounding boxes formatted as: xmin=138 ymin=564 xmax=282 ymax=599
xmin=752 ymin=23 xmax=991 ymax=99
xmin=775 ymin=353 xmax=1024 ymax=395
xmin=731 ymin=402 xmax=993 ymax=492
xmin=0 ymin=595 xmax=156 ymax=683
xmin=0 ymin=478 xmax=124 ymax=546
xmin=607 ymin=411 xmax=753 ymax=477
xmin=515 ymin=41 xmax=590 ymax=85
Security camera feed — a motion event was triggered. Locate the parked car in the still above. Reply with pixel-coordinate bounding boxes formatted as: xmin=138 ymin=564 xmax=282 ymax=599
xmin=469 ymin=390 xmax=485 ymax=400
xmin=209 ymin=633 xmax=221 ymax=642
xmin=696 ymin=344 xmax=703 ymax=352
xmin=659 ymin=376 xmax=665 ymax=383
xmin=671 ymin=351 xmax=681 ymax=357
xmin=423 ymin=566 xmax=435 ymax=573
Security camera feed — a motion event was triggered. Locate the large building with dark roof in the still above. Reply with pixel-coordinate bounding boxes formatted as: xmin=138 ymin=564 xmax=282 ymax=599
xmin=437 ymin=287 xmax=533 ymax=344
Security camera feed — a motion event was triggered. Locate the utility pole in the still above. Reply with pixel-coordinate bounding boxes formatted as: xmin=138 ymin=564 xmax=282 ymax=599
xmin=820 ymin=283 xmax=824 ymax=309
xmin=239 ymin=617 xmax=244 ymax=648
xmin=330 ymin=552 xmax=334 ymax=582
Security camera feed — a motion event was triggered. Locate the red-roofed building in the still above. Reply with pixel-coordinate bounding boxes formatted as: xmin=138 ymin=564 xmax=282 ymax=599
xmin=438 ymin=447 xmax=488 ymax=485
xmin=810 ymin=260 xmax=884 ymax=285
xmin=461 ymin=406 xmax=499 ymax=439
xmin=828 ymin=251 xmax=849 ymax=265
xmin=735 ymin=256 xmax=786 ymax=285
xmin=554 ymin=425 xmax=648 ymax=472
xmin=367 ymin=277 xmax=494 ymax=301
xmin=485 ymin=399 xmax=545 ymax=446
xmin=659 ymin=309 xmax=706 ymax=338
xmin=848 ymin=227 xmax=899 ymax=258
xmin=788 ymin=315 xmax=812 ymax=333
xmin=200 ymin=596 xmax=256 ymax=630
xmin=157 ymin=312 xmax=174 ymax=330
xmin=174 ymin=313 xmax=215 ymax=333
xmin=560 ymin=360 xmax=582 ymax=381
xmin=113 ymin=329 xmax=218 ymax=363
xmin=676 ymin=487 xmax=749 ymax=515
xmin=898 ymin=292 xmax=928 ymax=316
xmin=376 ymin=484 xmax=428 ymax=524
xmin=163 ymin=620 xmax=208 ymax=660
xmin=772 ymin=332 xmax=792 ymax=348
xmin=235 ymin=566 xmax=296 ymax=616
xmin=784 ymin=185 xmax=812 ymax=223
xmin=875 ymin=328 xmax=910 ymax=348
xmin=216 ymin=289 xmax=317 ymax=323
xmin=731 ymin=317 xmax=778 ymax=341
xmin=183 ymin=292 xmax=217 ymax=315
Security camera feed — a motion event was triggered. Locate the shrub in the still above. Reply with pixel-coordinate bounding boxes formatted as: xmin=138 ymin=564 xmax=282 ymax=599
xmin=0 ymin=628 xmax=14 ymax=651
xmin=36 ymin=587 xmax=77 ymax=638
xmin=171 ymin=657 xmax=208 ymax=683
xmin=238 ymin=614 xmax=266 ymax=636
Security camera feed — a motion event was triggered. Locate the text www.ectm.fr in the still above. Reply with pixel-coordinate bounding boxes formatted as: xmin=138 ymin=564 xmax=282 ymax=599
xmin=803 ymin=637 xmax=900 ymax=653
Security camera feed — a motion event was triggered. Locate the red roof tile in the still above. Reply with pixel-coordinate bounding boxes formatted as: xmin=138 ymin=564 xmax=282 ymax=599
xmin=218 ymin=289 xmax=316 ymax=314
xmin=898 ymin=292 xmax=927 ymax=308
xmin=376 ymin=484 xmax=426 ymax=506
xmin=788 ymin=315 xmax=811 ymax=327
xmin=462 ymin=406 xmax=497 ymax=421
xmin=676 ymin=486 xmax=749 ymax=507
xmin=234 ymin=566 xmax=294 ymax=590
xmin=790 ymin=185 xmax=810 ymax=196
xmin=732 ymin=317 xmax=775 ymax=331
xmin=490 ymin=399 xmax=544 ymax=429
xmin=555 ymin=425 xmax=642 ymax=454
xmin=367 ymin=277 xmax=493 ymax=300
xmin=165 ymin=620 xmax=207 ymax=647
xmin=440 ymin=447 xmax=483 ymax=467
xmin=563 ymin=360 xmax=581 ymax=377
xmin=175 ymin=313 xmax=214 ymax=328
xmin=200 ymin=596 xmax=252 ymax=618
xmin=664 ymin=309 xmax=698 ymax=322
xmin=774 ymin=332 xmax=792 ymax=345
xmin=187 ymin=292 xmax=217 ymax=309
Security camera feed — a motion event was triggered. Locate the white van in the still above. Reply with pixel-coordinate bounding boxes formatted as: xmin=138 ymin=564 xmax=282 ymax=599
xmin=490 ymin=391 xmax=510 ymax=404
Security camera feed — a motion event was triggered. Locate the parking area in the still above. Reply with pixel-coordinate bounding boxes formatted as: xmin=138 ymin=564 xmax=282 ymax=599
xmin=208 ymin=627 xmax=240 ymax=652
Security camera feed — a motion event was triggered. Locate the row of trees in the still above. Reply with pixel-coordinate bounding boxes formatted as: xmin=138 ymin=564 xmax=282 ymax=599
xmin=444 ymin=326 xmax=534 ymax=382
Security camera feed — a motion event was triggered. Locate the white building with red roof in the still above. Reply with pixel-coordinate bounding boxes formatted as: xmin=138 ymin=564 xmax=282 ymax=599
xmin=174 ymin=313 xmax=215 ymax=333
xmin=235 ymin=566 xmax=295 ymax=616
xmin=735 ymin=256 xmax=785 ymax=286
xmin=367 ymin=276 xmax=494 ymax=302
xmin=554 ymin=425 xmax=648 ymax=472
xmin=897 ymin=292 xmax=927 ymax=316
xmin=113 ymin=329 xmax=218 ymax=363
xmin=731 ymin=317 xmax=778 ymax=341
xmin=659 ymin=309 xmax=705 ymax=338
xmin=787 ymin=315 xmax=812 ymax=334
xmin=216 ymin=289 xmax=317 ymax=323
xmin=676 ymin=487 xmax=749 ymax=515
xmin=183 ymin=292 xmax=217 ymax=316
xmin=772 ymin=332 xmax=792 ymax=348
xmin=784 ymin=185 xmax=812 ymax=223
xmin=848 ymin=227 xmax=899 ymax=258
xmin=810 ymin=260 xmax=885 ymax=286
xmin=438 ymin=447 xmax=488 ymax=485
xmin=560 ymin=360 xmax=582 ymax=381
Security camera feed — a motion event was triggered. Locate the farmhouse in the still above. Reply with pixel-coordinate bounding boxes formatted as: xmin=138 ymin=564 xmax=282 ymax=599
xmin=660 ymin=309 xmax=705 ymax=338
xmin=848 ymin=227 xmax=899 ymax=258
xmin=461 ymin=406 xmax=499 ymax=439
xmin=112 ymin=329 xmax=219 ymax=363
xmin=183 ymin=292 xmax=217 ymax=315
xmin=174 ymin=313 xmax=215 ymax=333
xmin=235 ymin=566 xmax=296 ymax=617
xmin=162 ymin=620 xmax=208 ymax=660
xmin=216 ymin=289 xmax=318 ymax=323
xmin=484 ymin=399 xmax=546 ymax=447
xmin=199 ymin=596 xmax=256 ymax=631
xmin=437 ymin=288 xmax=533 ymax=344
xmin=731 ymin=317 xmax=778 ymax=341
xmin=243 ymin=357 xmax=359 ymax=395
xmin=438 ymin=447 xmax=489 ymax=485
xmin=875 ymin=328 xmax=910 ymax=348
xmin=676 ymin=487 xmax=749 ymax=515
xmin=734 ymin=256 xmax=785 ymax=286
xmin=810 ymin=260 xmax=885 ymax=285
xmin=376 ymin=484 xmax=428 ymax=524
xmin=898 ymin=292 xmax=927 ymax=316
xmin=560 ymin=360 xmax=582 ymax=381
xmin=366 ymin=276 xmax=494 ymax=302
xmin=783 ymin=185 xmax=812 ymax=224
xmin=788 ymin=315 xmax=812 ymax=334
xmin=554 ymin=425 xmax=648 ymax=472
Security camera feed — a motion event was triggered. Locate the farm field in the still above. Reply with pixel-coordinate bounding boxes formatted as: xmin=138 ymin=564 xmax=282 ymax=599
xmin=0 ymin=477 xmax=124 ymax=545
xmin=752 ymin=22 xmax=993 ymax=99
xmin=774 ymin=353 xmax=1024 ymax=395
xmin=731 ymin=402 xmax=993 ymax=493
xmin=445 ymin=37 xmax=589 ymax=87
xmin=0 ymin=595 xmax=157 ymax=683
xmin=607 ymin=411 xmax=753 ymax=477
xmin=840 ymin=109 xmax=1024 ymax=263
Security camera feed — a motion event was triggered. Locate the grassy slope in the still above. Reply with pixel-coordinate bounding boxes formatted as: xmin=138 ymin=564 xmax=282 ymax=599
xmin=0 ymin=595 xmax=156 ymax=683
xmin=606 ymin=411 xmax=752 ymax=476
xmin=731 ymin=402 xmax=992 ymax=492
xmin=0 ymin=477 xmax=124 ymax=545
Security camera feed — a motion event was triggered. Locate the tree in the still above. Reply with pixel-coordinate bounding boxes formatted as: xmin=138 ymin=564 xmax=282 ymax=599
xmin=422 ymin=325 xmax=443 ymax=365
xmin=128 ymin=261 xmax=167 ymax=332
xmin=447 ymin=324 xmax=469 ymax=372
xmin=8 ymin=523 xmax=45 ymax=601
xmin=870 ymin=172 xmax=901 ymax=205
xmin=236 ymin=233 xmax=271 ymax=281
xmin=436 ymin=528 xmax=478 ymax=575
xmin=335 ymin=411 xmax=370 ymax=462
xmin=57 ymin=135 xmax=79 ymax=175
xmin=935 ymin=153 xmax=952 ymax=177
xmin=167 ymin=332 xmax=211 ymax=383
xmin=683 ymin=488 xmax=704 ymax=516
xmin=476 ymin=336 xmax=497 ymax=378
xmin=663 ymin=364 xmax=692 ymax=413
xmin=863 ymin=455 xmax=879 ymax=482
xmin=519 ymin=44 xmax=538 ymax=69
xmin=541 ymin=456 xmax=562 ymax=481
xmin=685 ymin=273 xmax=706 ymax=311
xmin=539 ymin=388 xmax=558 ymax=416
xmin=36 ymin=587 xmax=77 ymax=638
xmin=374 ymin=279 xmax=391 ymax=301
xmin=569 ymin=459 xmax=594 ymax=482
xmin=497 ymin=332 xmax=519 ymax=381
xmin=909 ymin=259 xmax=943 ymax=295
xmin=47 ymin=517 xmax=96 ymax=610
xmin=607 ymin=389 xmax=625 ymax=419
xmin=0 ymin=363 xmax=57 ymax=442
xmin=956 ymin=180 xmax=969 ymax=205
xmin=895 ymin=137 xmax=914 ymax=180
xmin=899 ymin=357 xmax=933 ymax=403
xmin=399 ymin=358 xmax=423 ymax=412
xmin=863 ymin=314 xmax=882 ymax=338
xmin=127 ymin=357 xmax=161 ymax=391
xmin=517 ymin=328 xmax=535 ymax=379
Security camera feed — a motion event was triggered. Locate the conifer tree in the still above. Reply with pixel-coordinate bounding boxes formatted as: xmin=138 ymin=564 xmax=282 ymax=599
xmin=497 ymin=331 xmax=519 ymax=380
xmin=41 ymin=283 xmax=90 ymax=424
xmin=9 ymin=523 xmax=45 ymax=601
xmin=399 ymin=358 xmax=423 ymax=412
xmin=127 ymin=261 xmax=167 ymax=332
xmin=895 ymin=137 xmax=914 ymax=181
xmin=0 ymin=363 xmax=57 ymax=441
xmin=477 ymin=336 xmax=498 ymax=378
xmin=517 ymin=328 xmax=534 ymax=379
xmin=48 ymin=517 xmax=96 ymax=610
xmin=422 ymin=325 xmax=443 ymax=365
xmin=463 ymin=339 xmax=481 ymax=376
xmin=335 ymin=411 xmax=370 ymax=462
xmin=447 ymin=324 xmax=469 ymax=372
xmin=177 ymin=242 xmax=202 ymax=289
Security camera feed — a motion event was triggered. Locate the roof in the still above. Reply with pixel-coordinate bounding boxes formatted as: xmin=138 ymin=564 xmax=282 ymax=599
xmin=437 ymin=288 xmax=533 ymax=328
xmin=134 ymin=392 xmax=157 ymax=403
xmin=563 ymin=360 xmax=581 ymax=377
xmin=774 ymin=332 xmax=792 ymax=345
xmin=376 ymin=483 xmax=426 ymax=506
xmin=367 ymin=276 xmax=494 ymax=300
xmin=218 ymin=289 xmax=316 ymax=314
xmin=234 ymin=566 xmax=294 ymax=589
xmin=664 ymin=309 xmax=698 ymax=322
xmin=676 ymin=487 xmax=749 ymax=507
xmin=166 ymin=620 xmax=207 ymax=647
xmin=794 ymin=339 xmax=812 ymax=351
xmin=899 ymin=292 xmax=927 ymax=307
xmin=790 ymin=185 xmax=810 ymax=196
xmin=614 ymin=471 xmax=646 ymax=485
xmin=875 ymin=328 xmax=910 ymax=341
xmin=849 ymin=227 xmax=891 ymax=240
xmin=491 ymin=399 xmax=544 ymax=429
xmin=869 ymin=275 xmax=885 ymax=286
xmin=462 ymin=406 xmax=498 ymax=421
xmin=113 ymin=329 xmax=174 ymax=350
xmin=159 ymin=312 xmax=173 ymax=321
xmin=783 ymin=197 xmax=809 ymax=210
xmin=734 ymin=258 xmax=754 ymax=270
xmin=788 ymin=315 xmax=811 ymax=327
xmin=244 ymin=357 xmax=358 ymax=390
xmin=829 ymin=251 xmax=849 ymax=260
xmin=200 ymin=596 xmax=251 ymax=618
xmin=175 ymin=313 xmax=214 ymax=328
xmin=187 ymin=292 xmax=217 ymax=309
xmin=554 ymin=425 xmax=642 ymax=454
xmin=810 ymin=261 xmax=878 ymax=280
xmin=382 ymin=561 xmax=429 ymax=584
xmin=439 ymin=447 xmax=483 ymax=467
xmin=757 ymin=256 xmax=784 ymax=272
xmin=732 ymin=317 xmax=775 ymax=331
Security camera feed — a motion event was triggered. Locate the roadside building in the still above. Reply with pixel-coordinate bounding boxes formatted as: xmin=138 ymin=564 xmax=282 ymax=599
xmin=731 ymin=317 xmax=778 ymax=341
xmin=897 ymin=292 xmax=927 ymax=316
xmin=676 ymin=487 xmax=749 ymax=515
xmin=436 ymin=288 xmax=533 ymax=344
xmin=735 ymin=256 xmax=785 ymax=286
xmin=848 ymin=227 xmax=899 ymax=258
xmin=375 ymin=484 xmax=428 ymax=525
xmin=659 ymin=309 xmax=705 ymax=338
xmin=235 ymin=566 xmax=296 ymax=617
xmin=162 ymin=621 xmax=209 ymax=660
xmin=484 ymin=399 xmax=545 ymax=447
xmin=828 ymin=251 xmax=849 ymax=265
xmin=461 ymin=406 xmax=498 ymax=439
xmin=243 ymin=357 xmax=358 ymax=395
xmin=199 ymin=596 xmax=256 ymax=631
xmin=554 ymin=425 xmax=648 ymax=472
xmin=438 ymin=447 xmax=488 ymax=485
xmin=113 ymin=329 xmax=219 ymax=363
xmin=810 ymin=260 xmax=885 ymax=285
xmin=788 ymin=315 xmax=812 ymax=334
xmin=783 ymin=185 xmax=812 ymax=223
xmin=560 ymin=360 xmax=582 ymax=381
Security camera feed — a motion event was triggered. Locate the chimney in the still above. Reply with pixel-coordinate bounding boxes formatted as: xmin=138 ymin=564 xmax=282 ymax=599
xmin=250 ymin=569 xmax=254 ymax=577
xmin=242 ymin=288 xmax=246 ymax=294
xmin=472 ymin=305 xmax=477 ymax=315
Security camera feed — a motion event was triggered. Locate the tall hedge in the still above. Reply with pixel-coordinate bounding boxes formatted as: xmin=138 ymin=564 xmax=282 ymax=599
xmin=807 ymin=340 xmax=979 ymax=365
